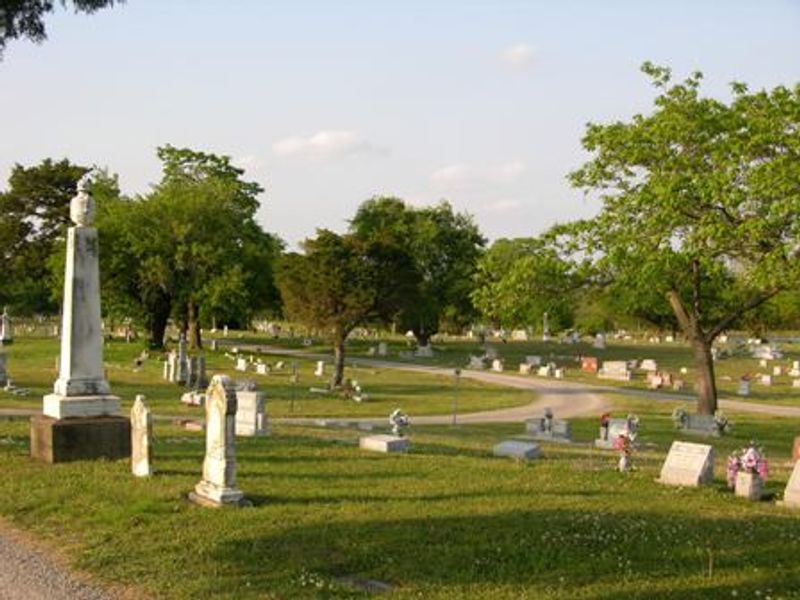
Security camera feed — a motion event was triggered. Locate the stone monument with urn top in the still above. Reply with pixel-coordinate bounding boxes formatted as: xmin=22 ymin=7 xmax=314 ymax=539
xmin=30 ymin=171 xmax=131 ymax=463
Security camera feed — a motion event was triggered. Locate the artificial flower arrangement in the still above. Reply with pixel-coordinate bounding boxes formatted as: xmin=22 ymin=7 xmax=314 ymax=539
xmin=726 ymin=440 xmax=769 ymax=489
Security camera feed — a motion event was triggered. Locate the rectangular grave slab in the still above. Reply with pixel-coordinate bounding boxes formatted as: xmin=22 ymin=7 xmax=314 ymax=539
xmin=493 ymin=440 xmax=540 ymax=459
xmin=594 ymin=418 xmax=628 ymax=449
xmin=598 ymin=361 xmax=631 ymax=381
xmin=679 ymin=414 xmax=723 ymax=437
xmin=780 ymin=461 xmax=800 ymax=508
xmin=359 ymin=435 xmax=410 ymax=453
xmin=525 ymin=419 xmax=571 ymax=443
xmin=658 ymin=441 xmax=715 ymax=487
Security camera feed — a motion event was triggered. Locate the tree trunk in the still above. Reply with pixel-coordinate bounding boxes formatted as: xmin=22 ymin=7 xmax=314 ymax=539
xmin=690 ymin=336 xmax=718 ymax=415
xmin=187 ymin=301 xmax=202 ymax=350
xmin=148 ymin=310 xmax=169 ymax=350
xmin=332 ymin=336 xmax=346 ymax=388
xmin=666 ymin=289 xmax=718 ymax=415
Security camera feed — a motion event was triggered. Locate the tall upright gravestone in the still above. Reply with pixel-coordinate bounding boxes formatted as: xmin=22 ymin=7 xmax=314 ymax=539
xmin=30 ymin=172 xmax=131 ymax=463
xmin=190 ymin=375 xmax=248 ymax=507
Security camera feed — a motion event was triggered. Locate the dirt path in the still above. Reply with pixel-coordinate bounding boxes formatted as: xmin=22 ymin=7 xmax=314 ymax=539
xmin=0 ymin=520 xmax=120 ymax=600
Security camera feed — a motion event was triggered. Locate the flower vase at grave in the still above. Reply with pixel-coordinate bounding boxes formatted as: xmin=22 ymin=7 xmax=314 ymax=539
xmin=735 ymin=471 xmax=763 ymax=501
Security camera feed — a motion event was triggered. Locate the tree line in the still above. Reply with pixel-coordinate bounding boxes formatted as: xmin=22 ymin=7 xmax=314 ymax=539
xmin=1 ymin=64 xmax=798 ymax=414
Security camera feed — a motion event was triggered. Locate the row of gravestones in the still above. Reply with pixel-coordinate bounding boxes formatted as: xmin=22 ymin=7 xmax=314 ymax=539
xmin=489 ymin=411 xmax=800 ymax=508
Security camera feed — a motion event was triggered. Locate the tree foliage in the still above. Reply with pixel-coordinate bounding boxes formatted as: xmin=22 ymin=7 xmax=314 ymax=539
xmin=350 ymin=197 xmax=485 ymax=344
xmin=566 ymin=63 xmax=800 ymax=414
xmin=0 ymin=158 xmax=89 ymax=312
xmin=472 ymin=237 xmax=576 ymax=331
xmin=95 ymin=146 xmax=281 ymax=348
xmin=277 ymin=230 xmax=387 ymax=386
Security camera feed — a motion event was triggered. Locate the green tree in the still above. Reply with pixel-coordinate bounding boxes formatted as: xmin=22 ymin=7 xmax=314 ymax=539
xmin=567 ymin=63 xmax=800 ymax=415
xmin=1 ymin=0 xmax=121 ymax=58
xmin=472 ymin=237 xmax=575 ymax=332
xmin=350 ymin=197 xmax=485 ymax=345
xmin=0 ymin=158 xmax=89 ymax=312
xmin=277 ymin=230 xmax=386 ymax=387
xmin=94 ymin=146 xmax=281 ymax=348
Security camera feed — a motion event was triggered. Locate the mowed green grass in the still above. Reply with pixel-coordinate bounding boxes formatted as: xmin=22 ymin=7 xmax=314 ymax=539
xmin=0 ymin=400 xmax=799 ymax=599
xmin=0 ymin=337 xmax=532 ymax=417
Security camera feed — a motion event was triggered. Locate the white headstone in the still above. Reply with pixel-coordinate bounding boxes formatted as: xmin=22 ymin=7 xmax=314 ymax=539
xmin=519 ymin=363 xmax=532 ymax=375
xmin=493 ymin=440 xmax=540 ymax=460
xmin=235 ymin=390 xmax=268 ymax=437
xmin=640 ymin=359 xmax=658 ymax=372
xmin=43 ymin=174 xmax=120 ymax=419
xmin=235 ymin=357 xmax=248 ymax=372
xmin=773 ymin=365 xmax=783 ymax=377
xmin=780 ymin=461 xmax=800 ymax=508
xmin=130 ymin=395 xmax=153 ymax=477
xmin=658 ymin=441 xmax=715 ymax=487
xmin=593 ymin=333 xmax=606 ymax=349
xmin=359 ymin=434 xmax=410 ymax=453
xmin=760 ymin=374 xmax=773 ymax=386
xmin=314 ymin=361 xmax=325 ymax=377
xmin=0 ymin=307 xmax=12 ymax=344
xmin=491 ymin=359 xmax=503 ymax=372
xmin=191 ymin=375 xmax=245 ymax=506
xmin=737 ymin=379 xmax=751 ymax=396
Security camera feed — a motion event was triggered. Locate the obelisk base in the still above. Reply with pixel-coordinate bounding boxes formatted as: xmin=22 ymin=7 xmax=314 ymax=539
xmin=189 ymin=481 xmax=250 ymax=508
xmin=43 ymin=393 xmax=121 ymax=419
xmin=30 ymin=414 xmax=131 ymax=463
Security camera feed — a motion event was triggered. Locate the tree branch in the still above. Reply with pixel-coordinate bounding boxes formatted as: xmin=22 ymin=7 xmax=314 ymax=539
xmin=705 ymin=288 xmax=783 ymax=342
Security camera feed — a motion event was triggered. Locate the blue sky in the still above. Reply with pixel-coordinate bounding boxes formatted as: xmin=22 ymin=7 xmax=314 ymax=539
xmin=1 ymin=0 xmax=798 ymax=248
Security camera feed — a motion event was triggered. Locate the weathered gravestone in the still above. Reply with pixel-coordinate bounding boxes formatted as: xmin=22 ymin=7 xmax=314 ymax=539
xmin=581 ymin=356 xmax=599 ymax=374
xmin=0 ymin=352 xmax=7 ymax=387
xmin=377 ymin=342 xmax=388 ymax=356
xmin=673 ymin=410 xmax=727 ymax=437
xmin=594 ymin=418 xmax=630 ymax=449
xmin=189 ymin=375 xmax=248 ymax=507
xmin=415 ymin=345 xmax=434 ymax=358
xmin=525 ymin=355 xmax=542 ymax=366
xmin=235 ymin=357 xmax=248 ymax=372
xmin=519 ymin=363 xmax=532 ymax=375
xmin=30 ymin=172 xmax=130 ymax=463
xmin=640 ymin=359 xmax=658 ymax=372
xmin=493 ymin=440 xmax=541 ymax=460
xmin=598 ymin=361 xmax=631 ymax=381
xmin=314 ymin=361 xmax=325 ymax=377
xmin=525 ymin=411 xmax=571 ymax=443
xmin=0 ymin=307 xmax=12 ymax=344
xmin=658 ymin=441 xmax=715 ymax=487
xmin=491 ymin=359 xmax=504 ymax=373
xmin=780 ymin=461 xmax=800 ymax=508
xmin=235 ymin=390 xmax=268 ymax=437
xmin=130 ymin=395 xmax=153 ymax=477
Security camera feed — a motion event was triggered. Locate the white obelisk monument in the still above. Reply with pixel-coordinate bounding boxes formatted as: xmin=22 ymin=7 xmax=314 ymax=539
xmin=31 ymin=171 xmax=129 ymax=463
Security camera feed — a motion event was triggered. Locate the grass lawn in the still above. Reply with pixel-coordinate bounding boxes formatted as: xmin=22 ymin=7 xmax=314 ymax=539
xmin=0 ymin=391 xmax=799 ymax=597
xmin=0 ymin=337 xmax=532 ymax=418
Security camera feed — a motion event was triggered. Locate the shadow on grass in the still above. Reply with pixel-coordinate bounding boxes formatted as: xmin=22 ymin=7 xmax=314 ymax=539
xmin=211 ymin=508 xmax=800 ymax=599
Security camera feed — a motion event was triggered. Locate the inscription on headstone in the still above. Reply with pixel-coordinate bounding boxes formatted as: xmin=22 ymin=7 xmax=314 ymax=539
xmin=658 ymin=441 xmax=714 ymax=487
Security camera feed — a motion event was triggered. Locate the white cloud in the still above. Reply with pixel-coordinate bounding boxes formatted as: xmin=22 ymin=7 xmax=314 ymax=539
xmin=233 ymin=155 xmax=263 ymax=172
xmin=483 ymin=199 xmax=522 ymax=213
xmin=430 ymin=161 xmax=526 ymax=189
xmin=501 ymin=43 xmax=535 ymax=68
xmin=272 ymin=130 xmax=380 ymax=159
xmin=430 ymin=163 xmax=471 ymax=187
xmin=487 ymin=160 xmax=526 ymax=184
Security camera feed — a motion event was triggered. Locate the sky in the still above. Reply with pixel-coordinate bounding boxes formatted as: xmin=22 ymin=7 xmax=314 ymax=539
xmin=0 ymin=0 xmax=798 ymax=249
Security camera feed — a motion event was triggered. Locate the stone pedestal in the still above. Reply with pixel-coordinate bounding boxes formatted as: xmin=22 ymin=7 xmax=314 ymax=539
xmin=30 ymin=415 xmax=131 ymax=463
